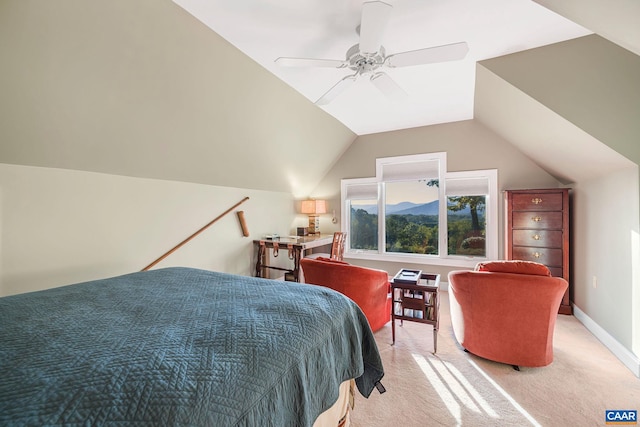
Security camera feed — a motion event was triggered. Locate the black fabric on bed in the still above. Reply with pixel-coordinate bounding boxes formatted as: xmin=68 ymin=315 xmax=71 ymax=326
xmin=0 ymin=267 xmax=384 ymax=426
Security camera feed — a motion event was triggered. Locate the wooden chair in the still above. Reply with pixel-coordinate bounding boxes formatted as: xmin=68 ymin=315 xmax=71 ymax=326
xmin=329 ymin=231 xmax=346 ymax=261
xmin=307 ymin=232 xmax=347 ymax=261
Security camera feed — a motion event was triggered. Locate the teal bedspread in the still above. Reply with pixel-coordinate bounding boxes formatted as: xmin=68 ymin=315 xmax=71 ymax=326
xmin=0 ymin=267 xmax=384 ymax=426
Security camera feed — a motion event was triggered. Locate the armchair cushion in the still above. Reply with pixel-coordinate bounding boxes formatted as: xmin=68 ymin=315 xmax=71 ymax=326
xmin=300 ymin=258 xmax=391 ymax=332
xmin=475 ymin=260 xmax=551 ymax=276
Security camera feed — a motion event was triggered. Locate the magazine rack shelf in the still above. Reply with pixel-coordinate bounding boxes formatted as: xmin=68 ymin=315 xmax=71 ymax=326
xmin=391 ymin=271 xmax=440 ymax=353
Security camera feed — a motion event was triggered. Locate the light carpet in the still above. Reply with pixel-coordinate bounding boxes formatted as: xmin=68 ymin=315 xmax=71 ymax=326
xmin=351 ymin=291 xmax=640 ymax=427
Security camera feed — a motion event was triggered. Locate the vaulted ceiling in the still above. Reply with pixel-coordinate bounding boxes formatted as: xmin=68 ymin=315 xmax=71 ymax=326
xmin=173 ymin=0 xmax=592 ymax=135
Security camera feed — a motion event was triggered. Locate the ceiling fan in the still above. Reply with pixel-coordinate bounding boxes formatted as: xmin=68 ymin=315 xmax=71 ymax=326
xmin=275 ymin=1 xmax=469 ymax=105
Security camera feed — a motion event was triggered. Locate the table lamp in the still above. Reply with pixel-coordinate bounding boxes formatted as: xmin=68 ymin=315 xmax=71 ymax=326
xmin=301 ymin=199 xmax=327 ymax=235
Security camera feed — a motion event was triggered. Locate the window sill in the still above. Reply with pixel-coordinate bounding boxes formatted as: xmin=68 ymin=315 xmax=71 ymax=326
xmin=344 ymin=251 xmax=484 ymax=269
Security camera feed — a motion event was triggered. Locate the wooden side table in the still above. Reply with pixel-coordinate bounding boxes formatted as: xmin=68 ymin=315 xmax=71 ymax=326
xmin=391 ymin=272 xmax=440 ymax=353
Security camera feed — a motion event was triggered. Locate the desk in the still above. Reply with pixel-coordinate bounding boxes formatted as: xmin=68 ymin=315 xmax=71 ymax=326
xmin=253 ymin=235 xmax=334 ymax=282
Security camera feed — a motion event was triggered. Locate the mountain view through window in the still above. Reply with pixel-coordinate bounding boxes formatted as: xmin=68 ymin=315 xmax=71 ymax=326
xmin=349 ymin=180 xmax=486 ymax=256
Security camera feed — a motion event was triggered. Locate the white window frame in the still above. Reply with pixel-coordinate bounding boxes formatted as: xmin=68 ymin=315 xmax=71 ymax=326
xmin=341 ymin=152 xmax=498 ymax=268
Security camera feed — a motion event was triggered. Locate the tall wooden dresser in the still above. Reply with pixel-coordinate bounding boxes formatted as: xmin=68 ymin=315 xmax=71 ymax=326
xmin=504 ymin=188 xmax=571 ymax=314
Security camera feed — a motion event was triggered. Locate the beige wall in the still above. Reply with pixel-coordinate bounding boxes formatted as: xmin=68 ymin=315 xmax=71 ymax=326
xmin=572 ymin=166 xmax=640 ymax=351
xmin=311 ymin=119 xmax=561 ymax=278
xmin=0 ymin=163 xmax=300 ymax=297
xmin=0 ymin=0 xmax=354 ymax=296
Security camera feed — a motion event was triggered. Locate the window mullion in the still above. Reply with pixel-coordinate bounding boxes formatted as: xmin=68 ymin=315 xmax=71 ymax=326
xmin=439 ymin=170 xmax=447 ymax=257
xmin=379 ymin=182 xmax=385 ymax=255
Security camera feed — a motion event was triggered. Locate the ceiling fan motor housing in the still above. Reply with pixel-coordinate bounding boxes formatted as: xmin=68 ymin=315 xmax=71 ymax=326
xmin=346 ymin=44 xmax=386 ymax=75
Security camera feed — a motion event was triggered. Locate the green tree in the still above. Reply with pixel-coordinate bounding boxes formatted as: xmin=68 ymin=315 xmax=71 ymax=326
xmin=351 ymin=208 xmax=378 ymax=250
xmin=448 ymin=196 xmax=485 ymax=232
xmin=386 ymin=215 xmax=438 ymax=254
xmin=424 ymin=179 xmax=485 ymax=232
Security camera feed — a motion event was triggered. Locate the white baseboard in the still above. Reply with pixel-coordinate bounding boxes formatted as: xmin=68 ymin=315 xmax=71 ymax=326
xmin=573 ymin=304 xmax=640 ymax=378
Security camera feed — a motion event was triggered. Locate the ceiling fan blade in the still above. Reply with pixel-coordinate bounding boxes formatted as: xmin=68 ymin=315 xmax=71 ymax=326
xmin=359 ymin=1 xmax=392 ymax=55
xmin=275 ymin=57 xmax=348 ymax=68
xmin=386 ymin=42 xmax=469 ymax=68
xmin=315 ymin=74 xmax=357 ymax=105
xmin=370 ymin=72 xmax=407 ymax=101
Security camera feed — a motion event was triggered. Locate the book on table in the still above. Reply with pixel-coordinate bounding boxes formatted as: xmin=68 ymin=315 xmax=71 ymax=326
xmin=392 ymin=269 xmax=422 ymax=284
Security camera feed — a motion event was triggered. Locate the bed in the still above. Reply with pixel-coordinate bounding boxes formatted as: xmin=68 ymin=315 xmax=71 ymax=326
xmin=0 ymin=267 xmax=384 ymax=426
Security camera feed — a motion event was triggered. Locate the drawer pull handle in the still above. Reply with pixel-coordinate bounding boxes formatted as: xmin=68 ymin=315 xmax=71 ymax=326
xmin=532 ymin=216 xmax=542 ymax=222
xmin=532 ymin=234 xmax=541 ymax=240
xmin=531 ymin=197 xmax=543 ymax=204
xmin=533 ymin=252 xmax=541 ymax=258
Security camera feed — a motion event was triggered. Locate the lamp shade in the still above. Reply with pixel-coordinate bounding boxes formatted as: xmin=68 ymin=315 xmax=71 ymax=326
xmin=301 ymin=199 xmax=327 ymax=215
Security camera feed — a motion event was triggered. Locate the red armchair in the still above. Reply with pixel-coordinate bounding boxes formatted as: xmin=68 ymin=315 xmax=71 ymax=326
xmin=448 ymin=261 xmax=568 ymax=368
xmin=300 ymin=257 xmax=391 ymax=332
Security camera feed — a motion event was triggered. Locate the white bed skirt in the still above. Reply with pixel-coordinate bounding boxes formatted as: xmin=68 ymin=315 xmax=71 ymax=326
xmin=313 ymin=379 xmax=354 ymax=427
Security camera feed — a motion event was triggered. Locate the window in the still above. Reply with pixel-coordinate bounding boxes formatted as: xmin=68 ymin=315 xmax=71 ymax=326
xmin=343 ymin=179 xmax=379 ymax=251
xmin=341 ymin=153 xmax=497 ymax=267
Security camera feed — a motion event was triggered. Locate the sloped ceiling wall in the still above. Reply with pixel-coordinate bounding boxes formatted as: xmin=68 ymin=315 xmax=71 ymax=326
xmin=0 ymin=0 xmax=355 ymax=198
xmin=477 ymin=34 xmax=640 ymax=174
xmin=534 ymin=0 xmax=640 ymax=57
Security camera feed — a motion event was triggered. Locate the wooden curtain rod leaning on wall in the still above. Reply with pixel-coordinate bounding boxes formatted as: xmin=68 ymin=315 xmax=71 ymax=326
xmin=141 ymin=196 xmax=250 ymax=272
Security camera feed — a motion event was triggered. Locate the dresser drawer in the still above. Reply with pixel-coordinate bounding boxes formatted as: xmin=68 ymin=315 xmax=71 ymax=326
xmin=512 ymin=230 xmax=563 ymax=248
xmin=512 ymin=246 xmax=563 ymax=267
xmin=512 ymin=211 xmax=563 ymax=229
xmin=511 ymin=192 xmax=564 ymax=211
